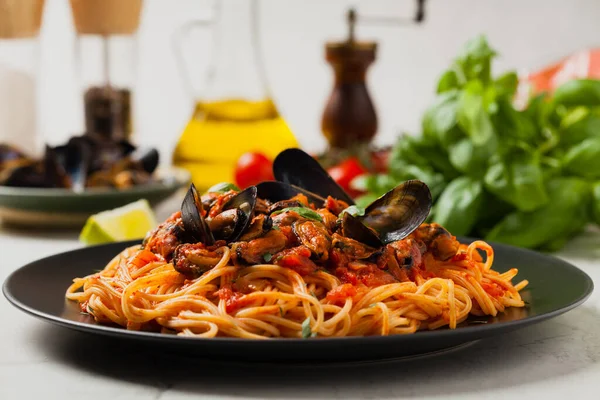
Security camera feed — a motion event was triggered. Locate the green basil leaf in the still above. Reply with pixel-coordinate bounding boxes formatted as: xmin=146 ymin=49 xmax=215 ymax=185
xmin=494 ymin=71 xmax=518 ymax=97
xmin=437 ymin=69 xmax=460 ymax=93
xmin=339 ymin=205 xmax=366 ymax=217
xmin=390 ymin=135 xmax=459 ymax=178
xmin=272 ymin=207 xmax=322 ymax=222
xmin=263 ymin=252 xmax=273 ymax=262
xmin=207 ymin=182 xmax=240 ymax=193
xmin=553 ymin=79 xmax=600 ymax=108
xmin=432 ymin=176 xmax=485 ymax=236
xmin=448 ymin=137 xmax=495 ymax=179
xmin=486 ymin=177 xmax=592 ymax=249
xmin=422 ymin=90 xmax=460 ymax=145
xmin=562 ymin=137 xmax=600 ymax=179
xmin=457 ymin=81 xmax=496 ymax=146
xmin=484 ymin=149 xmax=548 ymax=212
xmin=593 ymin=181 xmax=600 ymax=226
xmin=301 ymin=317 xmax=312 ymax=339
xmin=454 ymin=35 xmax=496 ymax=84
xmin=559 ymin=109 xmax=600 ymax=148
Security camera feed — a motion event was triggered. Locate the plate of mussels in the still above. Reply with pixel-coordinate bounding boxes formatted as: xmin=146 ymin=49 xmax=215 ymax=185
xmin=0 ymin=135 xmax=190 ymax=227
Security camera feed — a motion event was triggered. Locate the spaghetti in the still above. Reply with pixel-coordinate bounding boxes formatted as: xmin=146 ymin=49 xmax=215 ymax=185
xmin=67 ymin=182 xmax=528 ymax=338
xmin=66 ymin=239 xmax=527 ymax=338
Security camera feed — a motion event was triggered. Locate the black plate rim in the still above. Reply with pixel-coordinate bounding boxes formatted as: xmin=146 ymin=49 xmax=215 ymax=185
xmin=2 ymin=238 xmax=594 ymax=347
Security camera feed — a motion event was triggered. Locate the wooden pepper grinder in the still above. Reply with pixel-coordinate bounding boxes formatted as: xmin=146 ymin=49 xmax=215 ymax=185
xmin=321 ymin=9 xmax=377 ymax=150
xmin=321 ymin=1 xmax=427 ymax=151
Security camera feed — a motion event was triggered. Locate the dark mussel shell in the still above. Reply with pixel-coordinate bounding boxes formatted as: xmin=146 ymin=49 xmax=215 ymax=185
xmin=0 ymin=146 xmax=71 ymax=189
xmin=360 ymin=179 xmax=432 ymax=244
xmin=181 ymin=184 xmax=215 ymax=245
xmin=342 ymin=212 xmax=382 ymax=248
xmin=273 ymin=148 xmax=355 ymax=205
xmin=213 ymin=186 xmax=258 ymax=242
xmin=255 ymin=181 xmax=326 ymax=207
xmin=129 ymin=147 xmax=159 ymax=174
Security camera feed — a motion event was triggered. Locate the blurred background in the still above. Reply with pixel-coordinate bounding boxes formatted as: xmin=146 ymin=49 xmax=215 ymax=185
xmin=2 ymin=0 xmax=600 ymax=251
xmin=33 ymin=0 xmax=600 ymax=157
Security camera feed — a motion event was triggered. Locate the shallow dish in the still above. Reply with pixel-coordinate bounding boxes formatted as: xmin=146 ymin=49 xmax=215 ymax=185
xmin=3 ymin=238 xmax=593 ymax=363
xmin=0 ymin=167 xmax=190 ymax=227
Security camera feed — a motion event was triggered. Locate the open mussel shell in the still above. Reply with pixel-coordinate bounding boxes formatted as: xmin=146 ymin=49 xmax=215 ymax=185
xmin=129 ymin=147 xmax=159 ymax=174
xmin=342 ymin=212 xmax=382 ymax=248
xmin=255 ymin=181 xmax=326 ymax=206
xmin=214 ymin=185 xmax=257 ymax=242
xmin=360 ymin=179 xmax=432 ymax=243
xmin=181 ymin=184 xmax=215 ymax=245
xmin=273 ymin=148 xmax=355 ymax=205
xmin=0 ymin=146 xmax=71 ymax=189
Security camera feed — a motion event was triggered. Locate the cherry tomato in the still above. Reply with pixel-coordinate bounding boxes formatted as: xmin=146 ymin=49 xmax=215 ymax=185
xmin=234 ymin=152 xmax=274 ymax=189
xmin=327 ymin=157 xmax=367 ymax=198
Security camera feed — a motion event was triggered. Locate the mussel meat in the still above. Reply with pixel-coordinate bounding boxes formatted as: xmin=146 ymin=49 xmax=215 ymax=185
xmin=181 ymin=184 xmax=215 ymax=245
xmin=209 ymin=186 xmax=257 ymax=242
xmin=272 ymin=148 xmax=355 ymax=205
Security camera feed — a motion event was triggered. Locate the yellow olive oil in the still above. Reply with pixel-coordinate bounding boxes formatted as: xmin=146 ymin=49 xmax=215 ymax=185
xmin=172 ymin=99 xmax=298 ymax=191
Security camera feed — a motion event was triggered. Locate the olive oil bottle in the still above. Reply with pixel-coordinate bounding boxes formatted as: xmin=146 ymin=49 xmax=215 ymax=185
xmin=172 ymin=0 xmax=298 ymax=191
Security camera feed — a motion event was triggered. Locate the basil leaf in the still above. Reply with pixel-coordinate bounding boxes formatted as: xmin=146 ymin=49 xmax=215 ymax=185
xmin=263 ymin=252 xmax=273 ymax=262
xmin=562 ymin=137 xmax=600 ymax=179
xmin=422 ymin=90 xmax=460 ymax=145
xmin=301 ymin=317 xmax=312 ymax=339
xmin=486 ymin=178 xmax=592 ymax=249
xmin=592 ymin=181 xmax=600 ymax=226
xmin=437 ymin=69 xmax=460 ymax=93
xmin=432 ymin=176 xmax=484 ymax=236
xmin=493 ymin=71 xmax=518 ymax=98
xmin=447 ymin=134 xmax=497 ymax=180
xmin=484 ymin=149 xmax=548 ymax=212
xmin=553 ymin=79 xmax=600 ymax=108
xmin=454 ymin=35 xmax=496 ymax=84
xmin=457 ymin=81 xmax=495 ymax=146
xmin=207 ymin=182 xmax=240 ymax=193
xmin=272 ymin=207 xmax=322 ymax=222
xmin=339 ymin=205 xmax=365 ymax=217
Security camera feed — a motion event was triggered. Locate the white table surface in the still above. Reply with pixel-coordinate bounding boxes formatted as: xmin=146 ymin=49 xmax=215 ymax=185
xmin=1 ymin=199 xmax=599 ymax=400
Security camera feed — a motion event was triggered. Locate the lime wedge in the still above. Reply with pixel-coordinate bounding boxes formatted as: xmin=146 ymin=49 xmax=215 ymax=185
xmin=79 ymin=199 xmax=157 ymax=245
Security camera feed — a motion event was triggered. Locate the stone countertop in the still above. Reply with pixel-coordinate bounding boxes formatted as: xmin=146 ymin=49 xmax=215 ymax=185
xmin=1 ymin=206 xmax=599 ymax=400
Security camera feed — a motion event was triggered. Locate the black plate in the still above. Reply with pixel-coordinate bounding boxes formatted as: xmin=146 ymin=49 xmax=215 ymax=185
xmin=3 ymin=239 xmax=593 ymax=363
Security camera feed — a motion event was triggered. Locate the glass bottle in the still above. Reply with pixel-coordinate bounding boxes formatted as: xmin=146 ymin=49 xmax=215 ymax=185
xmin=0 ymin=0 xmax=45 ymax=155
xmin=172 ymin=0 xmax=298 ymax=191
xmin=69 ymin=0 xmax=142 ymax=142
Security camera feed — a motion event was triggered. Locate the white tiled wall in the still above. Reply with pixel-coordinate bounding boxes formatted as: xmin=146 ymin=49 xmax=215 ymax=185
xmin=27 ymin=0 xmax=600 ymax=161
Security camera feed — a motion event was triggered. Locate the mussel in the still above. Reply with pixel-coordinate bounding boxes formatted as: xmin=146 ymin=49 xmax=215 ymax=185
xmin=272 ymin=148 xmax=355 ymax=205
xmin=209 ymin=186 xmax=257 ymax=242
xmin=357 ymin=179 xmax=432 ymax=244
xmin=0 ymin=146 xmax=71 ymax=188
xmin=271 ymin=148 xmax=432 ymax=247
xmin=180 ymin=184 xmax=260 ymax=245
xmin=181 ymin=183 xmax=215 ymax=245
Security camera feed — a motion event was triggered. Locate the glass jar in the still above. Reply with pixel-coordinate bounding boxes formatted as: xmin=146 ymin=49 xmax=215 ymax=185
xmin=0 ymin=0 xmax=45 ymax=155
xmin=69 ymin=0 xmax=142 ymax=142
xmin=172 ymin=0 xmax=298 ymax=191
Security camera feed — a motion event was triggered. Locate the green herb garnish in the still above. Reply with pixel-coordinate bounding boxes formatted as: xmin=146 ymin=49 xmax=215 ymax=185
xmin=301 ymin=317 xmax=312 ymax=338
xmin=207 ymin=182 xmax=240 ymax=194
xmin=263 ymin=252 xmax=273 ymax=262
xmin=272 ymin=207 xmax=323 ymax=222
xmin=339 ymin=205 xmax=366 ymax=218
